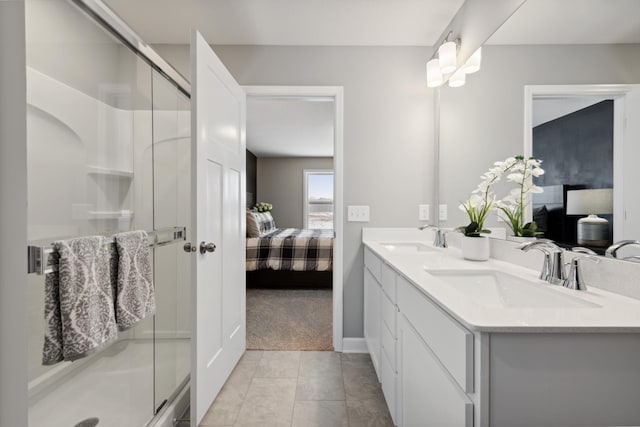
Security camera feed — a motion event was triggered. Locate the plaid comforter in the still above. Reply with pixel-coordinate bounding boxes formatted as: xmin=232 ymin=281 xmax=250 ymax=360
xmin=246 ymin=228 xmax=334 ymax=272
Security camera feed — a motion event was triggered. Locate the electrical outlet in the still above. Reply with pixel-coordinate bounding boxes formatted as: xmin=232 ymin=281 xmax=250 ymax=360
xmin=347 ymin=205 xmax=370 ymax=222
xmin=439 ymin=204 xmax=448 ymax=221
xmin=419 ymin=204 xmax=430 ymax=221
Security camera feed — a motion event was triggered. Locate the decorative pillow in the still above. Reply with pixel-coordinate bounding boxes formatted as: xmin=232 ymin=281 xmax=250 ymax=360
xmin=246 ymin=210 xmax=276 ymax=237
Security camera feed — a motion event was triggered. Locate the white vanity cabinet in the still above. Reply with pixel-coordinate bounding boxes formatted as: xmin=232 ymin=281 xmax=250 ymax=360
xmin=364 ymin=247 xmax=399 ymax=424
xmin=363 ymin=233 xmax=640 ymax=427
xmin=364 ymin=247 xmax=473 ymax=427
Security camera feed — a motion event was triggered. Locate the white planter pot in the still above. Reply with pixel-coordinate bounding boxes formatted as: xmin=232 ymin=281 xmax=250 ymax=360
xmin=461 ymin=236 xmax=490 ymax=261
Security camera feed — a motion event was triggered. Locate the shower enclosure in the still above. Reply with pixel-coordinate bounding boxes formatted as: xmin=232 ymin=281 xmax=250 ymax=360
xmin=25 ymin=0 xmax=191 ymax=425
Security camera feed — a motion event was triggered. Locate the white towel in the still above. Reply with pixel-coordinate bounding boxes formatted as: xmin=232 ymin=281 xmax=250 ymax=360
xmin=113 ymin=230 xmax=155 ymax=330
xmin=42 ymin=236 xmax=118 ymax=364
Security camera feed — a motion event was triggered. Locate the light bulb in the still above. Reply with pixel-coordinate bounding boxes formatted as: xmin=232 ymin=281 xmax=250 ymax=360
xmin=426 ymin=59 xmax=443 ymax=88
xmin=438 ymin=41 xmax=457 ymax=74
xmin=463 ymin=47 xmax=482 ymax=74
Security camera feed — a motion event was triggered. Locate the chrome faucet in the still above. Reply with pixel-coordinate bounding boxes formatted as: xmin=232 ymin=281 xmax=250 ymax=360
xmin=605 ymin=240 xmax=640 ymax=258
xmin=518 ymin=239 xmax=565 ymax=284
xmin=418 ymin=225 xmax=447 ymax=248
xmin=562 ymin=255 xmax=599 ymax=291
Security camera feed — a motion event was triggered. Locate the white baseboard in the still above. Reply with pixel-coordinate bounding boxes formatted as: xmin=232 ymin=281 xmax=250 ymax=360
xmin=341 ymin=337 xmax=368 ymax=353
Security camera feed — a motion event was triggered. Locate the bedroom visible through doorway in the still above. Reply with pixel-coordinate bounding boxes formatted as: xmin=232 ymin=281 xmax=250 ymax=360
xmin=243 ymin=86 xmax=343 ymax=351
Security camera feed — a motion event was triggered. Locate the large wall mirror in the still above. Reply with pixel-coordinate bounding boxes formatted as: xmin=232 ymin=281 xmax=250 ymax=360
xmin=438 ymin=0 xmax=640 ymax=257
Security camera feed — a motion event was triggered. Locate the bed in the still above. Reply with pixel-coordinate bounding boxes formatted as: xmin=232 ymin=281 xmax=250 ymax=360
xmin=245 ymin=210 xmax=333 ymax=288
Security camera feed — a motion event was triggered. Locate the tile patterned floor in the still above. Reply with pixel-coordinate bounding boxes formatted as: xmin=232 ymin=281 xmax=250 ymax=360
xmin=199 ymin=351 xmax=394 ymax=427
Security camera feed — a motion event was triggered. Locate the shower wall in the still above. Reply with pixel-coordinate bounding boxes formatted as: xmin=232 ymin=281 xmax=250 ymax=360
xmin=26 ymin=1 xmax=190 ymax=426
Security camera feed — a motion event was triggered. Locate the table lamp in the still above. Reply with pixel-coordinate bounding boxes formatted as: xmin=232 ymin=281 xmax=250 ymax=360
xmin=566 ymin=188 xmax=613 ymax=247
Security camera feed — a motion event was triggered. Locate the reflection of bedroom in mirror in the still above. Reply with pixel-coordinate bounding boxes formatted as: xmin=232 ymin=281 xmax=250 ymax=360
xmin=525 ymin=85 xmax=640 ymax=254
xmin=438 ymin=0 xmax=640 ymax=259
xmin=245 ymin=91 xmax=337 ymax=351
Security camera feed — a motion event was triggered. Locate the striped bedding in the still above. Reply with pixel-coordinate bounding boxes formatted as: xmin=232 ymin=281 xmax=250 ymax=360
xmin=246 ymin=228 xmax=333 ymax=272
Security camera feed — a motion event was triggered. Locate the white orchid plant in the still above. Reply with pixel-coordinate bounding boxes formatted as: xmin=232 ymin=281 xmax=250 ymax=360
xmin=457 ymin=161 xmax=510 ymax=237
xmin=494 ymin=156 xmax=545 ymax=237
xmin=458 ymin=155 xmax=544 ymax=238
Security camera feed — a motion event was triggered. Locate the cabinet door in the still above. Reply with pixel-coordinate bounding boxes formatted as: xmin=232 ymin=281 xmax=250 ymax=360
xmin=364 ymin=268 xmax=381 ymax=378
xmin=398 ymin=316 xmax=473 ymax=427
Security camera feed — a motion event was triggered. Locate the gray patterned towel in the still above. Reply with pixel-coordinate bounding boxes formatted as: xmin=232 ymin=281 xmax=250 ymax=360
xmin=113 ymin=230 xmax=155 ymax=331
xmin=42 ymin=236 xmax=118 ymax=365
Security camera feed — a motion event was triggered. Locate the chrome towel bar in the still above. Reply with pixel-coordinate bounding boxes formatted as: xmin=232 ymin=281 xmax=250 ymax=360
xmin=27 ymin=226 xmax=186 ymax=275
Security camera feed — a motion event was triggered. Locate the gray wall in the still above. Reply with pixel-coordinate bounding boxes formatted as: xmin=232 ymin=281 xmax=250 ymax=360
xmin=439 ymin=44 xmax=640 ymax=230
xmin=154 ymin=44 xmax=436 ymax=338
xmin=0 ymin=0 xmax=28 ymax=425
xmin=257 ymin=157 xmax=333 ymax=229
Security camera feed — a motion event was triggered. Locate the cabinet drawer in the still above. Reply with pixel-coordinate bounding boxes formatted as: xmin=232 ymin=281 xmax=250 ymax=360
xmin=399 ymin=316 xmax=473 ymax=427
xmin=380 ymin=349 xmax=397 ymax=426
xmin=381 ymin=319 xmax=396 ymax=371
xmin=381 ymin=292 xmax=397 ymax=338
xmin=381 ymin=263 xmax=397 ymax=303
xmin=364 ymin=247 xmax=382 ymax=282
xmin=397 ymin=276 xmax=474 ymax=393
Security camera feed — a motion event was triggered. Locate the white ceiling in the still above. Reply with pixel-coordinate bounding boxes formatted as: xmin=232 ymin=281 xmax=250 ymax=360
xmin=103 ymin=0 xmax=464 ymax=46
xmin=488 ymin=0 xmax=640 ymax=45
xmin=532 ymin=97 xmax=610 ymax=127
xmin=247 ymin=98 xmax=334 ymax=157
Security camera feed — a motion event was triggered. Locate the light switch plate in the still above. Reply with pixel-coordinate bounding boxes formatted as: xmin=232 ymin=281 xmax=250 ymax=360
xmin=419 ymin=204 xmax=430 ymax=221
xmin=439 ymin=204 xmax=448 ymax=221
xmin=348 ymin=205 xmax=370 ymax=222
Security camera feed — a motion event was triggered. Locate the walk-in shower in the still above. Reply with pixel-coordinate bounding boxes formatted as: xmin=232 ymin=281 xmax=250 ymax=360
xmin=25 ymin=0 xmax=191 ymax=425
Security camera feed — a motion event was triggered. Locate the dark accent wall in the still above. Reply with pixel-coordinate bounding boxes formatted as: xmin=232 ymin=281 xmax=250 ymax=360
xmin=532 ymin=100 xmax=614 ymax=245
xmin=246 ymin=150 xmax=257 ymax=208
xmin=533 ymin=100 xmax=613 ymax=188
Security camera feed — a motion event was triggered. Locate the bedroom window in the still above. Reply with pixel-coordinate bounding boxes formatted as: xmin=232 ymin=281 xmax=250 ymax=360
xmin=304 ymin=170 xmax=334 ymax=229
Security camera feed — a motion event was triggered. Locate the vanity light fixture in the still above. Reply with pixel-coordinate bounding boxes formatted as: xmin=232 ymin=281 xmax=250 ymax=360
xmin=438 ymin=41 xmax=458 ymax=74
xmin=426 ymin=58 xmax=444 ymax=88
xmin=426 ymin=36 xmax=482 ymax=89
xmin=462 ymin=47 xmax=482 ymax=74
xmin=448 ymin=67 xmax=466 ymax=87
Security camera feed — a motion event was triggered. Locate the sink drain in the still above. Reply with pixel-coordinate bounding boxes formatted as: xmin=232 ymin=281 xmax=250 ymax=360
xmin=74 ymin=418 xmax=99 ymax=427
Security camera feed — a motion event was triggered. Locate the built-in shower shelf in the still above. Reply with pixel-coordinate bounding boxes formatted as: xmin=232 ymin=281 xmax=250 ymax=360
xmin=87 ymin=165 xmax=134 ymax=178
xmin=88 ymin=210 xmax=135 ymax=220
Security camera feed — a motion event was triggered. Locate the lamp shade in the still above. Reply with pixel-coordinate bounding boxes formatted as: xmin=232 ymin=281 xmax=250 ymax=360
xmin=438 ymin=41 xmax=457 ymax=74
xmin=463 ymin=47 xmax=482 ymax=74
xmin=426 ymin=59 xmax=443 ymax=88
xmin=448 ymin=67 xmax=466 ymax=88
xmin=566 ymin=188 xmax=613 ymax=215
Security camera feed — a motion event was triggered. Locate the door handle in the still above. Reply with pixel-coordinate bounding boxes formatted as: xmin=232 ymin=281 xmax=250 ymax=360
xmin=183 ymin=242 xmax=197 ymax=253
xmin=200 ymin=241 xmax=217 ymax=254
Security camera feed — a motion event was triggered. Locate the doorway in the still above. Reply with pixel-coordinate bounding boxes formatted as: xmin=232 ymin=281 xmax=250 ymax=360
xmin=524 ymin=84 xmax=640 ymax=249
xmin=243 ymin=86 xmax=344 ymax=352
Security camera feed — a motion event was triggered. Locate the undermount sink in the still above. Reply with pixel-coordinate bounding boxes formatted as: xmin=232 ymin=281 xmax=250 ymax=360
xmin=381 ymin=242 xmax=436 ymax=253
xmin=425 ymin=269 xmax=601 ymax=309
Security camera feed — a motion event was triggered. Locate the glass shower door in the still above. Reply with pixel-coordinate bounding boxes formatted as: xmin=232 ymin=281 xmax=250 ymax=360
xmin=151 ymin=69 xmax=192 ymax=413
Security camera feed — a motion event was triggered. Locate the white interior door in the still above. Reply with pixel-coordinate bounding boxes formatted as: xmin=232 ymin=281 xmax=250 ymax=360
xmin=190 ymin=30 xmax=246 ymax=426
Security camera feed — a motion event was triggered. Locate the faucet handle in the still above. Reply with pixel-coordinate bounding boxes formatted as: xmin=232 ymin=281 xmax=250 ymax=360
xmin=562 ymin=255 xmax=599 ymax=291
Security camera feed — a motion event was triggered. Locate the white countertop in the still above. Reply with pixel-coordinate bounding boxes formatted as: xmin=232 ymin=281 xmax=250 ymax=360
xmin=363 ymin=228 xmax=640 ymax=332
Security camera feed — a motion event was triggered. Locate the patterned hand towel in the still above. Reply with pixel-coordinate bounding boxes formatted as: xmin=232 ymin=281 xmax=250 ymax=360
xmin=42 ymin=236 xmax=118 ymax=365
xmin=113 ymin=230 xmax=155 ymax=330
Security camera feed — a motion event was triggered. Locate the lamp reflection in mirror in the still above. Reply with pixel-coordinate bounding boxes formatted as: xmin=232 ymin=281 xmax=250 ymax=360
xmin=426 ymin=58 xmax=443 ymax=88
xmin=449 ymin=68 xmax=466 ymax=88
xmin=566 ymin=188 xmax=613 ymax=247
xmin=438 ymin=41 xmax=457 ymax=74
xmin=463 ymin=47 xmax=482 ymax=74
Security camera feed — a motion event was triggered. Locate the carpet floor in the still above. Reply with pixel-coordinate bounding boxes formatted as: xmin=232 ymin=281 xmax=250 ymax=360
xmin=246 ymin=288 xmax=333 ymax=351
